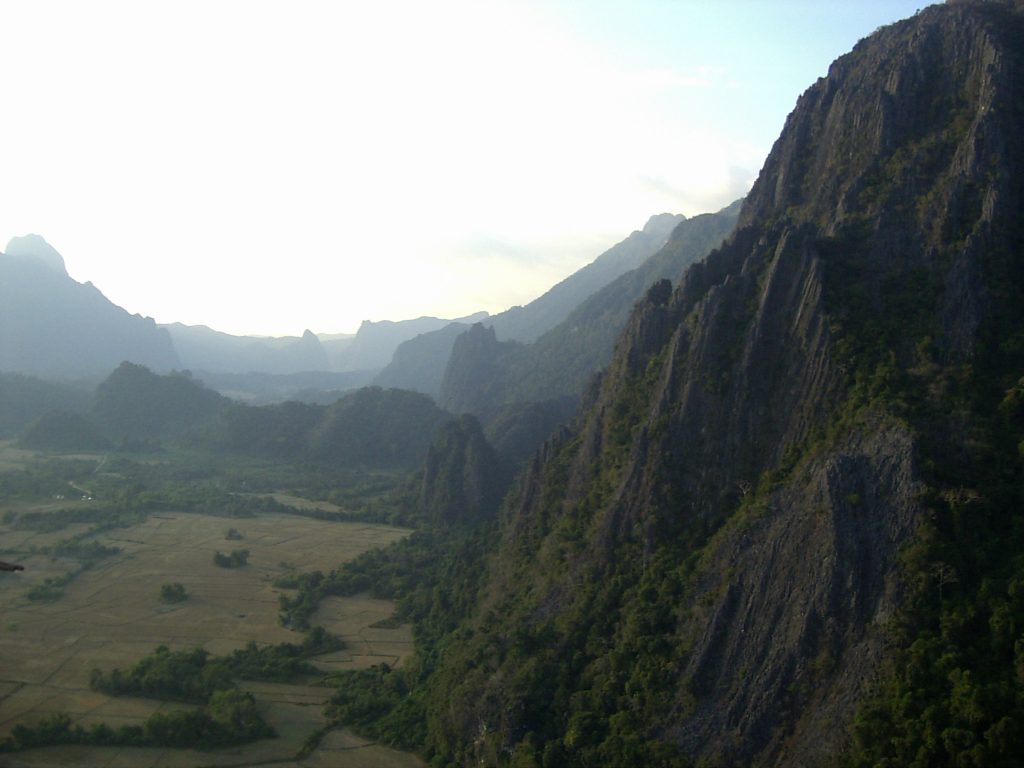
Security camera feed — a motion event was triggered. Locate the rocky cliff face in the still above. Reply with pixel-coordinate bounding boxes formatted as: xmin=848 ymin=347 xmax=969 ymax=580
xmin=420 ymin=414 xmax=509 ymax=526
xmin=438 ymin=324 xmax=521 ymax=415
xmin=420 ymin=3 xmax=1024 ymax=765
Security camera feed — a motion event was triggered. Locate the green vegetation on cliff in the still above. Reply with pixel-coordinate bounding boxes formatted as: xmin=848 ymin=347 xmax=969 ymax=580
xmin=309 ymin=4 xmax=1024 ymax=766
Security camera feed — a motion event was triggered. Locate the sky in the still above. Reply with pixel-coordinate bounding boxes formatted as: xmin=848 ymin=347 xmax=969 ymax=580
xmin=1 ymin=0 xmax=931 ymax=337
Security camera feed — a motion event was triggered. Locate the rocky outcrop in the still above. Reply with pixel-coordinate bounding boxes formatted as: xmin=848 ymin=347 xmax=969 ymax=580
xmin=420 ymin=414 xmax=509 ymax=526
xmin=421 ymin=3 xmax=1024 ymax=765
xmin=674 ymin=421 xmax=921 ymax=765
xmin=438 ymin=324 xmax=521 ymax=415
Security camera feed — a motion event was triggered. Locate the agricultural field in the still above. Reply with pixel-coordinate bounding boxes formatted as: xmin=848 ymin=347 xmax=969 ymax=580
xmin=0 ymin=446 xmax=425 ymax=767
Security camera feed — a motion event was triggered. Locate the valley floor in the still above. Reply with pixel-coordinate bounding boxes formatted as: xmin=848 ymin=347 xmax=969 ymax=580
xmin=0 ymin=472 xmax=424 ymax=767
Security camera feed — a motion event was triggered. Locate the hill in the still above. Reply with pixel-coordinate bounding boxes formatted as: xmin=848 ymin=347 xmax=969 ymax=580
xmin=0 ymin=372 xmax=92 ymax=438
xmin=93 ymin=362 xmax=231 ymax=442
xmin=330 ymin=312 xmax=488 ymax=373
xmin=206 ymin=386 xmax=453 ymax=469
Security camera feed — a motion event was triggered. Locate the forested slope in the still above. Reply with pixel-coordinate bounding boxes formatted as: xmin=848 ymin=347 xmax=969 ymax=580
xmin=395 ymin=3 xmax=1024 ymax=765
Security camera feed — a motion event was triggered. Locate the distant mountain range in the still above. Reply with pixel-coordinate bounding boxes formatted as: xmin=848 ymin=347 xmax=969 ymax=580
xmin=163 ymin=324 xmax=331 ymax=375
xmin=0 ymin=235 xmax=180 ymax=377
xmin=488 ymin=211 xmax=686 ymax=343
xmin=435 ymin=201 xmax=742 ymax=413
xmin=374 ymin=208 xmax=734 ymax=398
xmin=3 ymin=210 xmax=725 ymax=398
xmin=0 ymin=234 xmax=490 ymax=386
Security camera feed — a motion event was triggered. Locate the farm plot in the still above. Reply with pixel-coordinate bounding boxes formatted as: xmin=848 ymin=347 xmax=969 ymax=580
xmin=0 ymin=511 xmax=422 ymax=766
xmin=0 ymin=442 xmax=41 ymax=473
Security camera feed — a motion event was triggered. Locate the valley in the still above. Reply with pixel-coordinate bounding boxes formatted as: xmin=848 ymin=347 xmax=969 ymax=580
xmin=0 ymin=443 xmax=423 ymax=767
xmin=3 ymin=2 xmax=1024 ymax=765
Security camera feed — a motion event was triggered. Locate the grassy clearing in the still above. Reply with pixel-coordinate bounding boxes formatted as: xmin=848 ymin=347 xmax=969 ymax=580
xmin=0 ymin=442 xmax=42 ymax=472
xmin=267 ymin=492 xmax=348 ymax=514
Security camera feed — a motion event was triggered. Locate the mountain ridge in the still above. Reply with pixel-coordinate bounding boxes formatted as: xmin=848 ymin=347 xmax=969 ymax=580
xmin=373 ymin=211 xmax=696 ymax=398
xmin=410 ymin=3 xmax=1024 ymax=765
xmin=0 ymin=236 xmax=181 ymax=377
xmin=437 ymin=200 xmax=742 ymax=415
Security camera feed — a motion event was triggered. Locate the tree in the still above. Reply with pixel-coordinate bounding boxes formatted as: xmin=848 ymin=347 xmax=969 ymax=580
xmin=214 ymin=549 xmax=250 ymax=568
xmin=160 ymin=583 xmax=188 ymax=603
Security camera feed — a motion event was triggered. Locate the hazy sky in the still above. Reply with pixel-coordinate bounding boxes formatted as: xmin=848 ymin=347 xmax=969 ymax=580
xmin=1 ymin=0 xmax=929 ymax=337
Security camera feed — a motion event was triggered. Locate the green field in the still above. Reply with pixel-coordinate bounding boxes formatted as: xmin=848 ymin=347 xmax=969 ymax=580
xmin=0 ymin=446 xmax=424 ymax=767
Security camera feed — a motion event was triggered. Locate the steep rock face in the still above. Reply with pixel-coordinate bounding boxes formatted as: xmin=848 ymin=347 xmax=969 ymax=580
xmin=438 ymin=324 xmax=522 ymax=414
xmin=673 ymin=422 xmax=920 ymax=764
xmin=420 ymin=414 xmax=509 ymax=526
xmin=423 ymin=3 xmax=1024 ymax=765
xmin=0 ymin=237 xmax=181 ymax=377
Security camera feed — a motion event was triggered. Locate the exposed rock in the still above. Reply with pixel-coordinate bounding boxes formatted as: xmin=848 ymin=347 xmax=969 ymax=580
xmin=422 ymin=3 xmax=1024 ymax=765
xmin=420 ymin=414 xmax=509 ymax=526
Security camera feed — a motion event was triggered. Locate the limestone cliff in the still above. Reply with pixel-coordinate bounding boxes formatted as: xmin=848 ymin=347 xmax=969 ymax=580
xmin=420 ymin=414 xmax=509 ymax=527
xmin=420 ymin=3 xmax=1024 ymax=765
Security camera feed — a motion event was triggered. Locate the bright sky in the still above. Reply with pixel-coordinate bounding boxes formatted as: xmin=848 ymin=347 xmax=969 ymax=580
xmin=1 ymin=0 xmax=930 ymax=336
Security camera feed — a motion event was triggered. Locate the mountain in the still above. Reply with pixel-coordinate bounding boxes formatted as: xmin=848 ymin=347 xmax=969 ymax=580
xmin=403 ymin=3 xmax=1024 ymax=765
xmin=419 ymin=414 xmax=509 ymax=526
xmin=372 ymin=321 xmax=474 ymax=397
xmin=0 ymin=372 xmax=92 ymax=438
xmin=306 ymin=387 xmax=453 ymax=468
xmin=206 ymin=386 xmax=454 ymax=469
xmin=488 ymin=212 xmax=687 ymax=343
xmin=164 ymin=324 xmax=331 ymax=375
xmin=18 ymin=410 xmax=111 ymax=452
xmin=93 ymin=362 xmax=231 ymax=442
xmin=0 ymin=236 xmax=181 ymax=377
xmin=373 ymin=212 xmax=714 ymax=398
xmin=437 ymin=201 xmax=741 ymax=415
xmin=329 ymin=312 xmax=489 ymax=373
